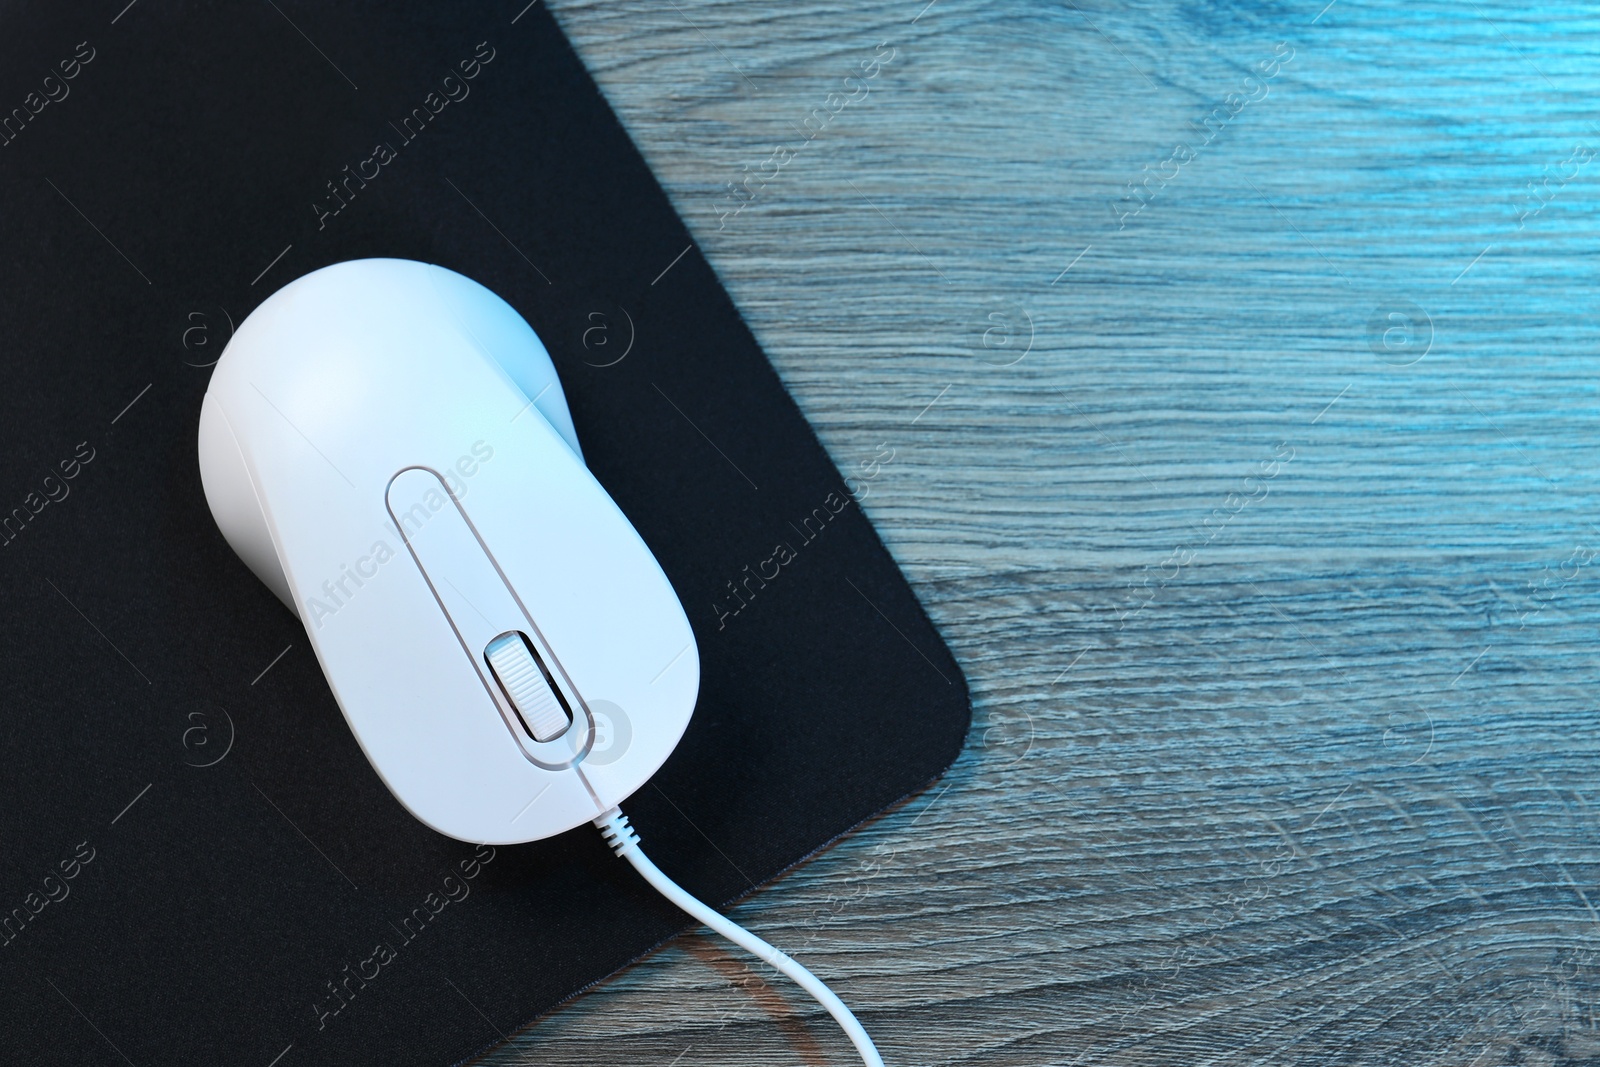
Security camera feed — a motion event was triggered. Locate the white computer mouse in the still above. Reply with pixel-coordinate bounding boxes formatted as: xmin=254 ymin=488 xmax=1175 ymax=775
xmin=197 ymin=258 xmax=700 ymax=845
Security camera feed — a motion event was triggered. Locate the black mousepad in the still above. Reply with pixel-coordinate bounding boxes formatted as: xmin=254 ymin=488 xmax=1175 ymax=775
xmin=0 ymin=4 xmax=969 ymax=1065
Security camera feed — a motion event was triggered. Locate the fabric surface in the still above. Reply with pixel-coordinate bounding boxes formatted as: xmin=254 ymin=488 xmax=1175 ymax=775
xmin=0 ymin=3 xmax=969 ymax=1065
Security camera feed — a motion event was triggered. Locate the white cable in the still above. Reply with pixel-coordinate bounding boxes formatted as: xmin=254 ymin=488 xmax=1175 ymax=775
xmin=595 ymin=807 xmax=886 ymax=1067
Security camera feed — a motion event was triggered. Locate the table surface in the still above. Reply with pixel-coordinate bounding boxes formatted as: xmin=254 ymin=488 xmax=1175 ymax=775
xmin=484 ymin=2 xmax=1600 ymax=1064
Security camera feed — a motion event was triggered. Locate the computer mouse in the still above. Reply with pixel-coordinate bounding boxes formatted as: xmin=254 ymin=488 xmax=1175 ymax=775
xmin=197 ymin=258 xmax=699 ymax=845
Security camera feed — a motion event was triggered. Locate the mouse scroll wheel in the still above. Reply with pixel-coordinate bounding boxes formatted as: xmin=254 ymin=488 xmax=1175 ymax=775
xmin=484 ymin=632 xmax=573 ymax=743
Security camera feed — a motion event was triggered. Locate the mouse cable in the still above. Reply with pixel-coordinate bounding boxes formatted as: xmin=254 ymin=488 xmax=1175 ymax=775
xmin=595 ymin=807 xmax=886 ymax=1067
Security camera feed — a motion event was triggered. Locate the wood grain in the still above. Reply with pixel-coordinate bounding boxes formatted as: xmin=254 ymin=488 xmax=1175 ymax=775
xmin=481 ymin=1 xmax=1600 ymax=1063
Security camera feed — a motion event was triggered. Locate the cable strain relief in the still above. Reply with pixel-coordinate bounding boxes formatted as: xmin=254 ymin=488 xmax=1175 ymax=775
xmin=593 ymin=806 xmax=640 ymax=856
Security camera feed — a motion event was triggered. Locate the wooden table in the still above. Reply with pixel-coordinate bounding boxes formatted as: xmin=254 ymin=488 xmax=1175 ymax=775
xmin=485 ymin=2 xmax=1600 ymax=1063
